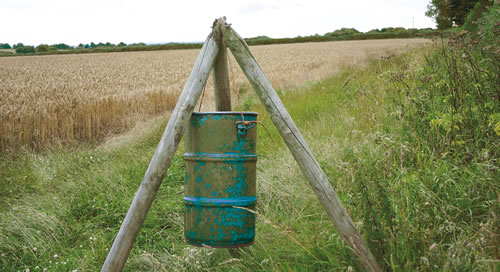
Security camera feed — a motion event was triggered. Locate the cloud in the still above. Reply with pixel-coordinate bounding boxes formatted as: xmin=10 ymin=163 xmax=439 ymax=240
xmin=238 ymin=2 xmax=279 ymax=14
xmin=0 ymin=0 xmax=44 ymax=10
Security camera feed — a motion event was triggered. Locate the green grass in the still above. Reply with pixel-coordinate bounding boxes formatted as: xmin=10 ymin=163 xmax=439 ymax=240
xmin=1 ymin=42 xmax=498 ymax=271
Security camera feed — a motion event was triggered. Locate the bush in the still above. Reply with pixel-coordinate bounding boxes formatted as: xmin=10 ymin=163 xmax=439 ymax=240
xmin=52 ymin=43 xmax=72 ymax=49
xmin=15 ymin=46 xmax=35 ymax=54
xmin=35 ymin=44 xmax=49 ymax=53
xmin=324 ymin=28 xmax=361 ymax=37
xmin=0 ymin=51 xmax=14 ymax=56
xmin=362 ymin=5 xmax=499 ymax=269
xmin=390 ymin=3 xmax=499 ymax=160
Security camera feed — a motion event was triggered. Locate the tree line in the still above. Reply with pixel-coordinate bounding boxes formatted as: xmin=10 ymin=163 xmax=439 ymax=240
xmin=0 ymin=27 xmax=440 ymax=56
xmin=244 ymin=27 xmax=440 ymax=46
xmin=0 ymin=42 xmax=148 ymax=54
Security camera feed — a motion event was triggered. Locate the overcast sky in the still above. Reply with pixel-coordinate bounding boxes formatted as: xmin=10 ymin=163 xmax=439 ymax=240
xmin=0 ymin=0 xmax=435 ymax=46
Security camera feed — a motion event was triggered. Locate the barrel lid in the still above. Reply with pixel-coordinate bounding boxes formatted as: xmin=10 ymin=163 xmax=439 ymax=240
xmin=192 ymin=111 xmax=258 ymax=116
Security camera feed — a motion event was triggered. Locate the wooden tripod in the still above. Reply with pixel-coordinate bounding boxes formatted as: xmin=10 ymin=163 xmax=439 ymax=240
xmin=102 ymin=18 xmax=380 ymax=272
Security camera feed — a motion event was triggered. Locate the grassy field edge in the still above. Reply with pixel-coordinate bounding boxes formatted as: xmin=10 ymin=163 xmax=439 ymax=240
xmin=0 ymin=41 xmax=498 ymax=271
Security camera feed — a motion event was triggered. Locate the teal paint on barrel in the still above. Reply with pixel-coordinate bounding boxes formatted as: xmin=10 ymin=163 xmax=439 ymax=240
xmin=184 ymin=112 xmax=258 ymax=248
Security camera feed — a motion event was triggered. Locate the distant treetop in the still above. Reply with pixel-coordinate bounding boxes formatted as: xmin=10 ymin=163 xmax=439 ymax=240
xmin=324 ymin=28 xmax=361 ymax=37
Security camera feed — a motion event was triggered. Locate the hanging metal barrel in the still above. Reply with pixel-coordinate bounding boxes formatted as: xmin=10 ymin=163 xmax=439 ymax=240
xmin=184 ymin=112 xmax=258 ymax=247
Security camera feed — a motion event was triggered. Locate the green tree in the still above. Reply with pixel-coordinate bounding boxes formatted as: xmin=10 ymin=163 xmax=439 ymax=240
xmin=426 ymin=0 xmax=453 ymax=29
xmin=0 ymin=43 xmax=11 ymax=49
xmin=324 ymin=28 xmax=361 ymax=37
xmin=463 ymin=0 xmax=495 ymax=31
xmin=52 ymin=43 xmax=71 ymax=49
xmin=426 ymin=0 xmax=492 ymax=29
xmin=35 ymin=44 xmax=49 ymax=53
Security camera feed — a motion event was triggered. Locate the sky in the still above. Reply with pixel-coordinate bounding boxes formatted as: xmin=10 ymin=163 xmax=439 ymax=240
xmin=0 ymin=0 xmax=435 ymax=46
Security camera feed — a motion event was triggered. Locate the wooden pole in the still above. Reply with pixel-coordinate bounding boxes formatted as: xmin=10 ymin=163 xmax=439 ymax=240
xmin=212 ymin=17 xmax=232 ymax=111
xmin=222 ymin=25 xmax=381 ymax=272
xmin=101 ymin=30 xmax=220 ymax=272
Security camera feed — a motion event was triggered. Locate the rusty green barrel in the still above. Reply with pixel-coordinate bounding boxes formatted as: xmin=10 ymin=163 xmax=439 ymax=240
xmin=184 ymin=112 xmax=258 ymax=247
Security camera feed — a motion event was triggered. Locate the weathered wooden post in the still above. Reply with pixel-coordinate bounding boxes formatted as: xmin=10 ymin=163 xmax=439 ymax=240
xmin=101 ymin=28 xmax=220 ymax=272
xmin=221 ymin=25 xmax=381 ymax=272
xmin=212 ymin=17 xmax=231 ymax=111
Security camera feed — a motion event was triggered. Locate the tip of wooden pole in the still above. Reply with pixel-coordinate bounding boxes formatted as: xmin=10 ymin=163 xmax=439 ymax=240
xmin=212 ymin=17 xmax=230 ymax=29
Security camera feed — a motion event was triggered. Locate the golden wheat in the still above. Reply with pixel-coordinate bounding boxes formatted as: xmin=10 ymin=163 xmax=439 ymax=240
xmin=0 ymin=38 xmax=430 ymax=150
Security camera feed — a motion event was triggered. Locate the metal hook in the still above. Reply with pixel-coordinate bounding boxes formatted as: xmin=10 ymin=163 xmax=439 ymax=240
xmin=236 ymin=121 xmax=256 ymax=137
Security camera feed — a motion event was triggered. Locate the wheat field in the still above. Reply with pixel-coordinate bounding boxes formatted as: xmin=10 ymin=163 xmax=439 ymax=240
xmin=0 ymin=38 xmax=431 ymax=150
